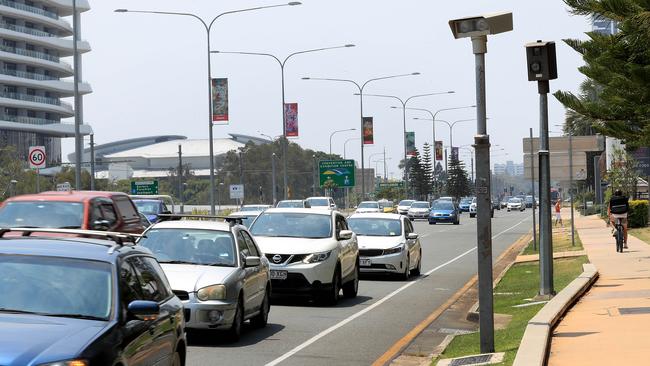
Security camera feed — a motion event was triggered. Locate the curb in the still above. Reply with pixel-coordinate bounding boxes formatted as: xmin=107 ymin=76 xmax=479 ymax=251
xmin=512 ymin=263 xmax=598 ymax=366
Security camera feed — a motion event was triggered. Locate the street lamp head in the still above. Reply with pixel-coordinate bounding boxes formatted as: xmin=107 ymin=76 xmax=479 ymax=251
xmin=447 ymin=91 xmax=455 ymax=94
xmin=288 ymin=2 xmax=302 ymax=5
xmin=411 ymin=72 xmax=421 ymax=75
xmin=344 ymin=44 xmax=356 ymax=48
xmin=114 ymin=8 xmax=128 ymax=12
xmin=301 ymin=77 xmax=310 ymax=80
xmin=448 ymin=12 xmax=513 ymax=39
xmin=390 ymin=106 xmax=399 ymax=109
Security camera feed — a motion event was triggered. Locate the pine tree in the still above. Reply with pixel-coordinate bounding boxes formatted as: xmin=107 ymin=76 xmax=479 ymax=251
xmin=421 ymin=143 xmax=433 ymax=196
xmin=446 ymin=154 xmax=471 ymax=200
xmin=407 ymin=149 xmax=428 ymax=199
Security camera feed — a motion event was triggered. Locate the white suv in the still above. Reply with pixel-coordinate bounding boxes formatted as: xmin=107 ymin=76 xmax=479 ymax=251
xmin=306 ymin=196 xmax=337 ymax=210
xmin=249 ymin=208 xmax=359 ymax=305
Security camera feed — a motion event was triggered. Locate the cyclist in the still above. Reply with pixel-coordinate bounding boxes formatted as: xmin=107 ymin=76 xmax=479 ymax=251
xmin=608 ymin=189 xmax=630 ymax=249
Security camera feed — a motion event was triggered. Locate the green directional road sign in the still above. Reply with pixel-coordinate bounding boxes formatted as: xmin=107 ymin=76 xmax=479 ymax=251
xmin=130 ymin=180 xmax=159 ymax=195
xmin=378 ymin=182 xmax=404 ymax=190
xmin=319 ymin=160 xmax=355 ymax=188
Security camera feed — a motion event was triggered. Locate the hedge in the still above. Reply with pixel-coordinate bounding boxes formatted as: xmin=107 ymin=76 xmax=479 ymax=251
xmin=629 ymin=200 xmax=649 ymax=228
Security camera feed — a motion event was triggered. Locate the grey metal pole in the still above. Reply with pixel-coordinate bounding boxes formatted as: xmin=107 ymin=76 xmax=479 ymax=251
xmin=569 ymin=132 xmax=575 ymax=246
xmin=72 ymin=0 xmax=82 ymax=190
xmin=207 ymin=32 xmax=217 ymax=215
xmin=471 ymin=35 xmax=495 ymax=354
xmin=530 ymin=128 xmax=538 ymax=251
xmin=90 ymin=133 xmax=95 ymax=190
xmin=271 ymin=153 xmax=277 ymax=205
xmin=383 ymin=147 xmax=387 ymax=181
xmin=538 ymin=81 xmax=554 ymax=296
xmin=312 ymin=156 xmax=317 ymax=196
xmin=281 ymin=66 xmax=288 ymax=200
xmin=36 ymin=169 xmax=40 ymax=193
xmin=178 ymin=144 xmax=183 ymax=213
xmin=360 ymin=92 xmax=365 ymax=200
xmin=444 ymin=148 xmax=448 ymax=174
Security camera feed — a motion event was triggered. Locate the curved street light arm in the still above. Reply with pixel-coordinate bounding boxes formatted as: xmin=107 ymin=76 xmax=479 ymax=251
xmin=212 ymin=50 xmax=282 ymax=67
xmin=302 ymin=77 xmax=361 ymax=92
xmin=284 ymin=45 xmax=354 ymax=66
xmin=360 ymin=73 xmax=420 ymax=91
xmin=404 ymin=91 xmax=454 ymax=105
xmin=208 ymin=3 xmax=299 ymax=30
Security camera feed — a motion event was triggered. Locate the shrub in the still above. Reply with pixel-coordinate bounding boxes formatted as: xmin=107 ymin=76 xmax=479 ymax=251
xmin=629 ymin=200 xmax=649 ymax=228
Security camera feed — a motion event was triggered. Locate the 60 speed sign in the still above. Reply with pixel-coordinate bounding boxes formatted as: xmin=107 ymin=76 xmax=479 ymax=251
xmin=29 ymin=146 xmax=46 ymax=170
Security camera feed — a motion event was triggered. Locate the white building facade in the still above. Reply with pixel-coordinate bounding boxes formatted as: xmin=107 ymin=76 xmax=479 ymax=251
xmin=0 ymin=0 xmax=92 ymax=164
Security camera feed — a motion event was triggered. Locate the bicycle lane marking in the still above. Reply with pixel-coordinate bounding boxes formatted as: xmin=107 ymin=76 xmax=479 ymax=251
xmin=264 ymin=216 xmax=531 ymax=366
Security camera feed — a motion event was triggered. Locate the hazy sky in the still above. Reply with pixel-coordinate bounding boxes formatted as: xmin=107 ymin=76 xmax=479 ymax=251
xmin=62 ymin=0 xmax=590 ymax=177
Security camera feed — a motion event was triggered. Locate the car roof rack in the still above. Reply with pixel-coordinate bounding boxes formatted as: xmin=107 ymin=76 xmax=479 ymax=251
xmin=157 ymin=214 xmax=243 ymax=226
xmin=0 ymin=227 xmax=142 ymax=246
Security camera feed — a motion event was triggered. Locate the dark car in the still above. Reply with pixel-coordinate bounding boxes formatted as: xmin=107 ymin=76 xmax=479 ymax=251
xmin=133 ymin=198 xmax=172 ymax=223
xmin=0 ymin=191 xmax=146 ymax=234
xmin=428 ymin=200 xmax=460 ymax=225
xmin=458 ymin=197 xmax=473 ymax=212
xmin=0 ymin=228 xmax=186 ymax=366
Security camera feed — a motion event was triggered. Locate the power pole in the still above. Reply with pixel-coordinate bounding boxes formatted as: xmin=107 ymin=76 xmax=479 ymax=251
xmin=90 ymin=133 xmax=95 ymax=190
xmin=178 ymin=144 xmax=183 ymax=213
xmin=271 ymin=153 xmax=277 ymax=205
xmin=530 ymin=128 xmax=538 ymax=251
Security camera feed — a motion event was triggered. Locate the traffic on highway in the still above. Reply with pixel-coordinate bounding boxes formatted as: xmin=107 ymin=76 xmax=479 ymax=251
xmin=0 ymin=191 xmax=531 ymax=366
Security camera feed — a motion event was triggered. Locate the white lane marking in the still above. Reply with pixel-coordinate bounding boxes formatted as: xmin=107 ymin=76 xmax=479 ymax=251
xmin=264 ymin=216 xmax=530 ymax=366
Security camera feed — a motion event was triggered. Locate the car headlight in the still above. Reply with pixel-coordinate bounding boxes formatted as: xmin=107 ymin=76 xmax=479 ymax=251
xmin=196 ymin=284 xmax=227 ymax=301
xmin=383 ymin=244 xmax=404 ymax=255
xmin=38 ymin=361 xmax=88 ymax=366
xmin=303 ymin=251 xmax=332 ymax=264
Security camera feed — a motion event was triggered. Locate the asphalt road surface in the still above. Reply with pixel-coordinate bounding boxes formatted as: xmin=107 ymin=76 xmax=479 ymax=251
xmin=186 ymin=209 xmax=533 ymax=366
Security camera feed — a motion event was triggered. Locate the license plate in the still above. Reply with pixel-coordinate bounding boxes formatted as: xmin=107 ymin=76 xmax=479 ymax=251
xmin=270 ymin=270 xmax=287 ymax=280
xmin=360 ymin=258 xmax=371 ymax=267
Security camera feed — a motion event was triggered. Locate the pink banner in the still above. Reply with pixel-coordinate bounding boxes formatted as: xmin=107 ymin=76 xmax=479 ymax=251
xmin=284 ymin=103 xmax=298 ymax=137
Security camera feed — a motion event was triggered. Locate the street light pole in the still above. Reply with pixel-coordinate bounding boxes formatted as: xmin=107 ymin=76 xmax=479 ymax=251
xmin=115 ymin=2 xmax=300 ymax=214
xmin=302 ymin=73 xmax=421 ymax=200
xmin=329 ymin=128 xmax=356 ymax=156
xmin=214 ymin=45 xmax=354 ymax=200
xmin=343 ymin=137 xmax=360 ymax=159
xmin=271 ymin=153 xmax=277 ymax=205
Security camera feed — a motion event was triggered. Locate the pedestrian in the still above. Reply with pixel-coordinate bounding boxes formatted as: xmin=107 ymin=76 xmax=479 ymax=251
xmin=554 ymin=199 xmax=563 ymax=227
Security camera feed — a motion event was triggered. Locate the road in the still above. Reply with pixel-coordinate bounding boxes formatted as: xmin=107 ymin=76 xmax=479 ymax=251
xmin=186 ymin=209 xmax=533 ymax=366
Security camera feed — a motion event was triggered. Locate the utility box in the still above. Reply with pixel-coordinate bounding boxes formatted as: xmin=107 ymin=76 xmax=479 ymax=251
xmin=525 ymin=40 xmax=557 ymax=81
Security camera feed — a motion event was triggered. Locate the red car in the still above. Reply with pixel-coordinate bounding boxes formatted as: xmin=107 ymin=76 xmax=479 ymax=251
xmin=0 ymin=191 xmax=145 ymax=234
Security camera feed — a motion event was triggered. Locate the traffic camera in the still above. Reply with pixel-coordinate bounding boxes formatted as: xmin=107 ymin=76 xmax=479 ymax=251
xmin=448 ymin=12 xmax=513 ymax=39
xmin=525 ymin=41 xmax=557 ymax=81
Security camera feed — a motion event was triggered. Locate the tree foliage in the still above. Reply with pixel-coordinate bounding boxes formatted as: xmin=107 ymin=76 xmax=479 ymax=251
xmin=407 ymin=149 xmax=431 ymax=199
xmin=606 ymin=147 xmax=640 ymax=196
xmin=555 ymin=0 xmax=650 ymax=146
xmin=446 ymin=154 xmax=471 ymax=200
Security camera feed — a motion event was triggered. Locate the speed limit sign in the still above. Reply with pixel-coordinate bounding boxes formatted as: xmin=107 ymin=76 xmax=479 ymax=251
xmin=29 ymin=146 xmax=46 ymax=170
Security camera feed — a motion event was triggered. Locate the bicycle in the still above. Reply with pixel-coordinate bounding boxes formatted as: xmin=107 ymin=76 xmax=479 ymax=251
xmin=614 ymin=217 xmax=625 ymax=253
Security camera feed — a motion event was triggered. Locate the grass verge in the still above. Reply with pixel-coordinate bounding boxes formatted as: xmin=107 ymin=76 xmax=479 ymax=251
xmin=521 ymin=220 xmax=583 ymax=255
xmin=629 ymin=227 xmax=650 ymax=245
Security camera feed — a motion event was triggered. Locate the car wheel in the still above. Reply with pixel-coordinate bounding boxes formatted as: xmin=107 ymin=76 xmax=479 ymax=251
xmin=171 ymin=351 xmax=182 ymax=366
xmin=410 ymin=252 xmax=422 ymax=276
xmin=227 ymin=298 xmax=244 ymax=341
xmin=400 ymin=255 xmax=410 ymax=281
xmin=453 ymin=219 xmax=459 ymax=225
xmin=250 ymin=287 xmax=270 ymax=328
xmin=430 ymin=221 xmax=436 ymax=225
xmin=320 ymin=267 xmax=341 ymax=305
xmin=470 ymin=213 xmax=475 ymax=218
xmin=342 ymin=263 xmax=359 ymax=298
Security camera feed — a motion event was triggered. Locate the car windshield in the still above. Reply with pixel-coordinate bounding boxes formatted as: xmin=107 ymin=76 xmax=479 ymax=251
xmin=460 ymin=198 xmax=472 ymax=204
xmin=0 ymin=255 xmax=112 ymax=320
xmin=0 ymin=201 xmax=84 ymax=229
xmin=138 ymin=228 xmax=237 ymax=267
xmin=398 ymin=200 xmax=414 ymax=206
xmin=306 ymin=198 xmax=329 ymax=207
xmin=432 ymin=201 xmax=455 ymax=210
xmin=277 ymin=201 xmax=303 ymax=208
xmin=358 ymin=202 xmax=379 ymax=209
xmin=134 ymin=201 xmax=162 ymax=215
xmin=250 ymin=212 xmax=332 ymax=239
xmin=348 ymin=218 xmax=401 ymax=237
xmin=411 ymin=202 xmax=429 ymax=209
xmin=508 ymin=198 xmax=520 ymax=203
xmin=525 ymin=196 xmax=533 ymax=202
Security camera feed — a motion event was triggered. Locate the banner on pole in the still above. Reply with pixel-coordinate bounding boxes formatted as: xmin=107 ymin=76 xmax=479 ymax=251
xmin=435 ymin=141 xmax=443 ymax=161
xmin=406 ymin=132 xmax=416 ymax=157
xmin=284 ymin=103 xmax=299 ymax=137
xmin=211 ymin=78 xmax=228 ymax=122
xmin=363 ymin=117 xmax=374 ymax=145
xmin=451 ymin=146 xmax=459 ymax=160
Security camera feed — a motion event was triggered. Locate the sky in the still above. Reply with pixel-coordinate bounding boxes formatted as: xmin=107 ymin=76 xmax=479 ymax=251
xmin=61 ymin=0 xmax=591 ymax=178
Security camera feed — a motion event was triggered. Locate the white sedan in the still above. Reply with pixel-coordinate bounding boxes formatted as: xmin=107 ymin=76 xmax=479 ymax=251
xmin=347 ymin=213 xmax=422 ymax=280
xmin=507 ymin=197 xmax=525 ymax=212
xmin=355 ymin=201 xmax=381 ymax=214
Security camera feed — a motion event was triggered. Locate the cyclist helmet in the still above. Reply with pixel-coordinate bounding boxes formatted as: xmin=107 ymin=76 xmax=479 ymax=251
xmin=614 ymin=189 xmax=623 ymax=196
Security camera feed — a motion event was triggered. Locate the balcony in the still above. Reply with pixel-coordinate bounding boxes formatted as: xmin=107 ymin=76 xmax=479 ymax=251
xmin=0 ymin=0 xmax=58 ymax=19
xmin=1 ymin=114 xmax=60 ymax=125
xmin=1 ymin=68 xmax=58 ymax=81
xmin=0 ymin=91 xmax=69 ymax=107
xmin=0 ymin=21 xmax=56 ymax=38
xmin=0 ymin=44 xmax=61 ymax=63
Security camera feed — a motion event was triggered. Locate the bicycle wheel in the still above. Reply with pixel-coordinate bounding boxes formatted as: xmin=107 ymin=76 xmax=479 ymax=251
xmin=616 ymin=227 xmax=624 ymax=253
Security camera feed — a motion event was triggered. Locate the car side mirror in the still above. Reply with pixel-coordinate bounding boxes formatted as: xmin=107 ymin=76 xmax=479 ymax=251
xmin=330 ymin=204 xmax=336 ymax=209
xmin=91 ymin=219 xmax=112 ymax=231
xmin=127 ymin=300 xmax=159 ymax=321
xmin=245 ymin=256 xmax=261 ymax=267
xmin=407 ymin=233 xmax=419 ymax=240
xmin=338 ymin=230 xmax=353 ymax=240
xmin=161 ymin=210 xmax=172 ymax=215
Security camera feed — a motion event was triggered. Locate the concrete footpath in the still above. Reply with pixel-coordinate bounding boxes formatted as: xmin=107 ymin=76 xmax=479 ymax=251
xmin=547 ymin=214 xmax=650 ymax=365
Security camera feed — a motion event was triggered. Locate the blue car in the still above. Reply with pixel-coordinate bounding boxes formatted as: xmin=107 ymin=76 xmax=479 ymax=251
xmin=428 ymin=200 xmax=460 ymax=225
xmin=458 ymin=197 xmax=473 ymax=212
xmin=0 ymin=228 xmax=186 ymax=366
xmin=133 ymin=198 xmax=172 ymax=223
